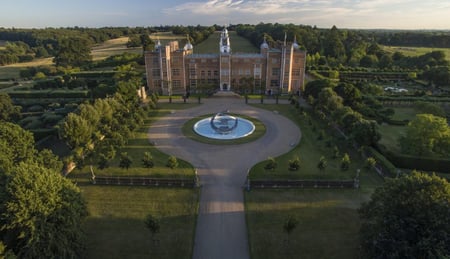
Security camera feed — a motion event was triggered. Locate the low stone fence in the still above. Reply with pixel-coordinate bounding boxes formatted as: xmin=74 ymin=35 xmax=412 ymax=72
xmin=247 ymin=179 xmax=358 ymax=190
xmin=92 ymin=176 xmax=198 ymax=188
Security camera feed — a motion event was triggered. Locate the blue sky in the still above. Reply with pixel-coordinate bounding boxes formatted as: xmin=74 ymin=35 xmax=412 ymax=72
xmin=1 ymin=0 xmax=449 ymax=29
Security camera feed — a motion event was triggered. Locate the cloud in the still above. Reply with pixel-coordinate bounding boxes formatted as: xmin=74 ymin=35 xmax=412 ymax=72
xmin=162 ymin=0 xmax=450 ymax=29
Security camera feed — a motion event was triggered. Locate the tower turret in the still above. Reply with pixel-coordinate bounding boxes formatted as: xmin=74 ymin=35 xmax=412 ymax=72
xmin=220 ymin=27 xmax=231 ymax=54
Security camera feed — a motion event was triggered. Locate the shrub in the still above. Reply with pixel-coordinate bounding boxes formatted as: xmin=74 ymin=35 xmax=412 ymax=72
xmin=341 ymin=153 xmax=351 ymax=171
xmin=142 ymin=151 xmax=154 ymax=168
xmin=264 ymin=157 xmax=277 ymax=170
xmin=317 ymin=156 xmax=327 ymax=170
xmin=166 ymin=156 xmax=178 ymax=169
xmin=365 ymin=157 xmax=377 ymax=170
xmin=288 ymin=156 xmax=301 ymax=171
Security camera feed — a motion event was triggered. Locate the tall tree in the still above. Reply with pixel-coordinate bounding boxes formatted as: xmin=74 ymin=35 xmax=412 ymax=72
xmin=400 ymin=114 xmax=450 ymax=156
xmin=54 ymin=36 xmax=92 ymax=67
xmin=0 ymin=93 xmax=20 ymax=122
xmin=359 ymin=172 xmax=450 ymax=258
xmin=1 ymin=162 xmax=87 ymax=258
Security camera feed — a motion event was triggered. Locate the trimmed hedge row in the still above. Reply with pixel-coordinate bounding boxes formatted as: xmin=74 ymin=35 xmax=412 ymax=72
xmin=376 ymin=144 xmax=450 ymax=173
xmin=384 ymin=151 xmax=449 ymax=173
xmin=364 ymin=146 xmax=397 ymax=177
xmin=8 ymin=90 xmax=90 ymax=99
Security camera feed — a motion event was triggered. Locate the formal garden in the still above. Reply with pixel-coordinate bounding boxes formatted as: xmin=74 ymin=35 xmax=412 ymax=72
xmin=1 ymin=24 xmax=449 ymax=258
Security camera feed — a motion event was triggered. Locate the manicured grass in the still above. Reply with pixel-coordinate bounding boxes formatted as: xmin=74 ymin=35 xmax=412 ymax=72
xmin=81 ymin=185 xmax=199 ymax=259
xmin=245 ymin=188 xmax=373 ymax=259
xmin=382 ymin=45 xmax=450 ymax=62
xmin=70 ymin=103 xmax=199 ymax=179
xmin=195 ymin=31 xmax=258 ymax=54
xmin=378 ymin=124 xmax=406 ymax=153
xmin=248 ymin=104 xmax=374 ymax=182
xmin=391 ymin=107 xmax=417 ymax=121
xmin=181 ymin=113 xmax=266 ymax=145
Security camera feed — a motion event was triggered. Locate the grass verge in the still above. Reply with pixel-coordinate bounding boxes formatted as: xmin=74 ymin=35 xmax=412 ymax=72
xmin=245 ymin=188 xmax=373 ymax=259
xmin=81 ymin=185 xmax=199 ymax=259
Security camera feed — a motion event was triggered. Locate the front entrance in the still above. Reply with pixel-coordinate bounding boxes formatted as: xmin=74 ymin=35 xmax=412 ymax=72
xmin=221 ymin=83 xmax=229 ymax=91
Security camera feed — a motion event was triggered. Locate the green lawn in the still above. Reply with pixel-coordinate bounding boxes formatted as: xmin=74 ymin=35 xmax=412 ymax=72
xmin=391 ymin=107 xmax=417 ymax=121
xmin=245 ymin=188 xmax=373 ymax=259
xmin=248 ymin=104 xmax=377 ymax=182
xmin=382 ymin=45 xmax=450 ymax=61
xmin=378 ymin=124 xmax=407 ymax=153
xmin=195 ymin=31 xmax=258 ymax=54
xmin=81 ymin=185 xmax=199 ymax=259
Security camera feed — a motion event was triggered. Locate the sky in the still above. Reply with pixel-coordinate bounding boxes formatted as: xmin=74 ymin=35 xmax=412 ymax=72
xmin=1 ymin=0 xmax=449 ymax=30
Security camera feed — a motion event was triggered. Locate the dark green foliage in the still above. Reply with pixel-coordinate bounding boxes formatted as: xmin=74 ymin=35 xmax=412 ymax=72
xmin=359 ymin=172 xmax=450 ymax=258
xmin=142 ymin=151 xmax=154 ymax=168
xmin=364 ymin=157 xmax=376 ymax=170
xmin=340 ymin=153 xmax=351 ymax=171
xmin=332 ymin=146 xmax=340 ymax=159
xmin=166 ymin=156 xmax=179 ymax=169
xmin=264 ymin=157 xmax=277 ymax=170
xmin=288 ymin=156 xmax=301 ymax=171
xmin=119 ymin=152 xmax=133 ymax=170
xmin=144 ymin=214 xmax=160 ymax=235
xmin=0 ymin=93 xmax=21 ymax=122
xmin=317 ymin=156 xmax=327 ymax=170
xmin=54 ymin=36 xmax=92 ymax=67
xmin=1 ymin=162 xmax=87 ymax=258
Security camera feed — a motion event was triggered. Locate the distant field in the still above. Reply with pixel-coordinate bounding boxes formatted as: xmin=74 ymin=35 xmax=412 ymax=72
xmin=150 ymin=32 xmax=186 ymax=48
xmin=382 ymin=45 xmax=450 ymax=61
xmin=91 ymin=37 xmax=142 ymax=61
xmin=195 ymin=31 xmax=258 ymax=54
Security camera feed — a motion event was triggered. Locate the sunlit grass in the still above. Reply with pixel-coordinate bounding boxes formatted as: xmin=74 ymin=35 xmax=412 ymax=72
xmin=245 ymin=188 xmax=373 ymax=259
xmin=382 ymin=45 xmax=450 ymax=61
xmin=82 ymin=185 xmax=199 ymax=259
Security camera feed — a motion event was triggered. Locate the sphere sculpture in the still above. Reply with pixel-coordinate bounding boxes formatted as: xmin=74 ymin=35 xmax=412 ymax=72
xmin=210 ymin=112 xmax=238 ymax=134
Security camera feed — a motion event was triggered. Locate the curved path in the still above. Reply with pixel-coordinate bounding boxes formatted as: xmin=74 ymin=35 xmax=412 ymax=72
xmin=148 ymin=97 xmax=301 ymax=259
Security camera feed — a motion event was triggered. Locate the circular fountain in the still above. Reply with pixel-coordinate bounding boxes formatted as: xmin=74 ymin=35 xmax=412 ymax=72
xmin=193 ymin=111 xmax=256 ymax=140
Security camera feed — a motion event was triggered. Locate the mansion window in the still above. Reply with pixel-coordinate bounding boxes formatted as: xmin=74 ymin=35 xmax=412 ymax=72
xmin=272 ymin=68 xmax=280 ymax=76
xmin=172 ymin=68 xmax=180 ymax=76
xmin=292 ymin=69 xmax=300 ymax=76
xmin=152 ymin=69 xmax=160 ymax=77
xmin=214 ymin=70 xmax=219 ymax=77
xmin=172 ymin=80 xmax=181 ymax=88
xmin=189 ymin=68 xmax=196 ymax=77
xmin=207 ymin=71 xmax=212 ymax=77
xmin=190 ymin=80 xmax=197 ymax=87
xmin=239 ymin=69 xmax=243 ymax=75
xmin=245 ymin=69 xmax=251 ymax=76
xmin=270 ymin=80 xmax=279 ymax=86
xmin=152 ymin=57 xmax=159 ymax=65
xmin=153 ymin=80 xmax=161 ymax=87
xmin=201 ymin=70 xmax=206 ymax=78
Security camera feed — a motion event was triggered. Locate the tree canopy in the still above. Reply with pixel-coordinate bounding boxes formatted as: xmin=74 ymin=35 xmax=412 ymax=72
xmin=359 ymin=172 xmax=450 ymax=258
xmin=400 ymin=114 xmax=450 ymax=156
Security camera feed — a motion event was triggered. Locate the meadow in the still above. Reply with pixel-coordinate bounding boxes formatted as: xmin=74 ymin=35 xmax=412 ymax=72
xmin=382 ymin=45 xmax=450 ymax=61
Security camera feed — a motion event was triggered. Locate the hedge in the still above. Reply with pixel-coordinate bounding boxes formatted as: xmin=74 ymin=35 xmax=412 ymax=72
xmin=30 ymin=128 xmax=58 ymax=141
xmin=383 ymin=151 xmax=450 ymax=173
xmin=8 ymin=90 xmax=90 ymax=99
xmin=364 ymin=146 xmax=397 ymax=177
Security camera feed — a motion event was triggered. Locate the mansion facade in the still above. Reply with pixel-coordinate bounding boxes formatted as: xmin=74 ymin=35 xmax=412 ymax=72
xmin=144 ymin=28 xmax=306 ymax=95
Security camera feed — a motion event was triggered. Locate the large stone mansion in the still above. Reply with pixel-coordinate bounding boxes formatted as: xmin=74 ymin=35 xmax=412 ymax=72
xmin=144 ymin=28 xmax=306 ymax=95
